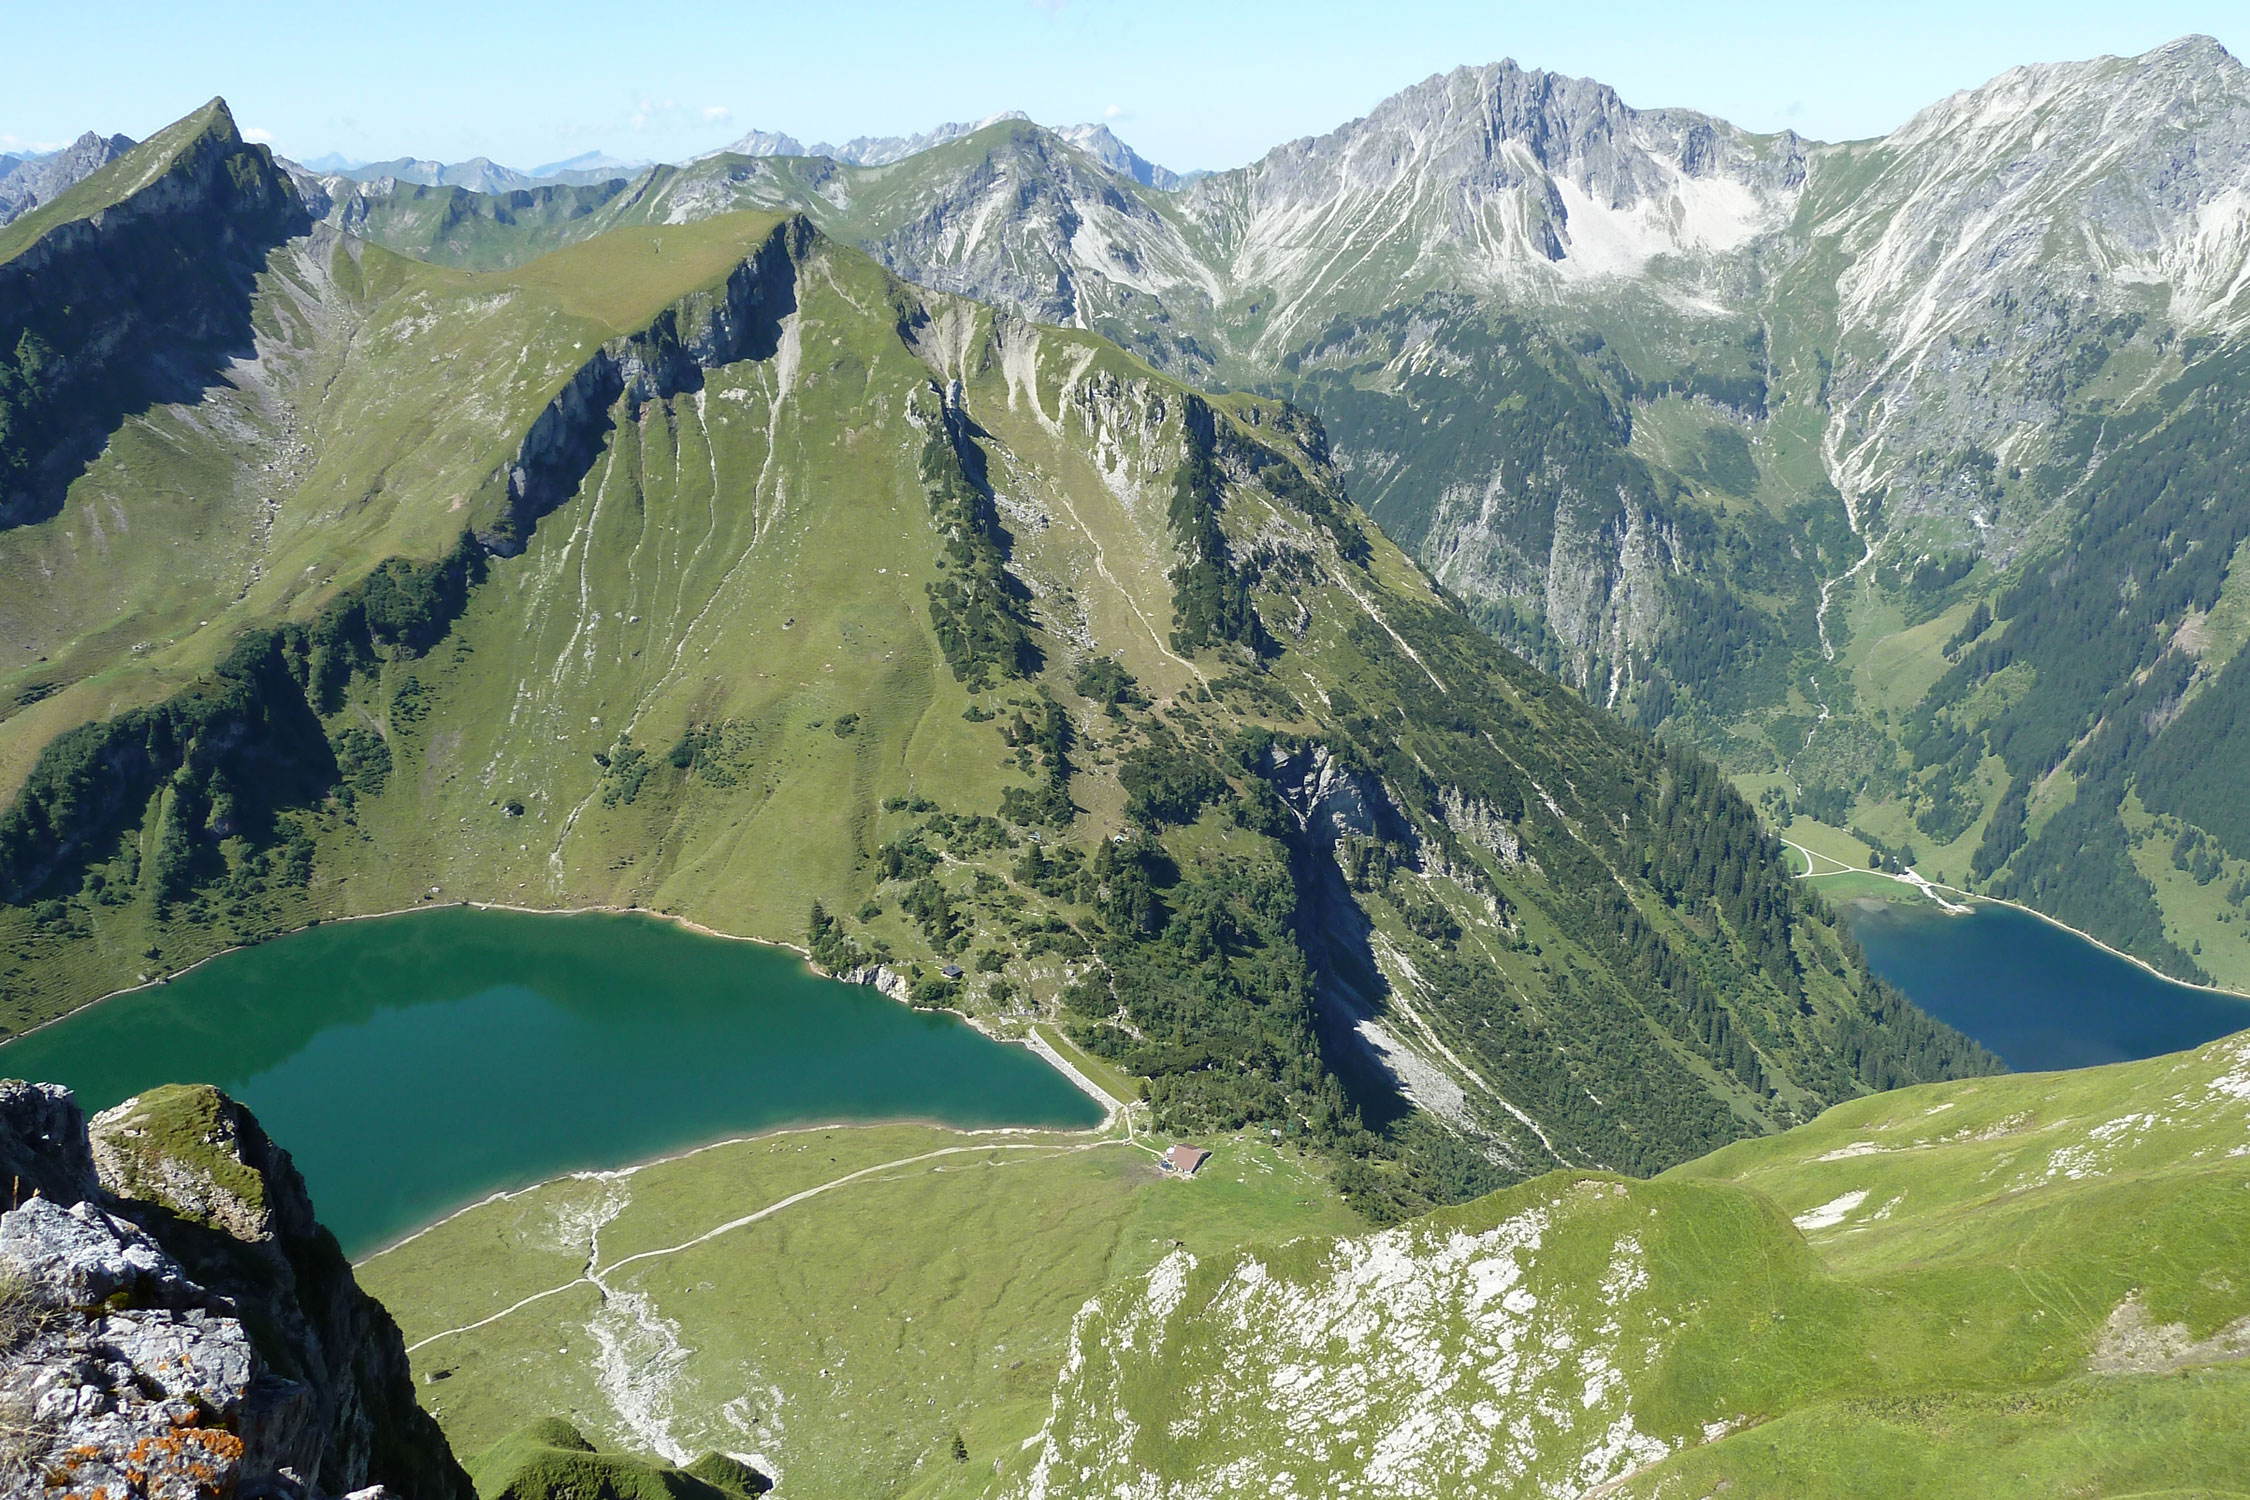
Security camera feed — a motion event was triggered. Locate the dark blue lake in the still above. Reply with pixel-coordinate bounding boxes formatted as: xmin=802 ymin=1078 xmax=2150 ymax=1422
xmin=1841 ymin=898 xmax=2250 ymax=1072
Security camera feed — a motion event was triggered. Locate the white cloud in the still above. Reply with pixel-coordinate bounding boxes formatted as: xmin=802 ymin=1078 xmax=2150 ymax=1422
xmin=626 ymin=98 xmax=729 ymax=133
xmin=1104 ymin=104 xmax=1124 ymax=120
xmin=243 ymin=127 xmax=276 ymax=144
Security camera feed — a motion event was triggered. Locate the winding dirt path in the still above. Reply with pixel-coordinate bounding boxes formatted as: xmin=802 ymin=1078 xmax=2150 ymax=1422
xmin=1779 ymin=835 xmax=1972 ymax=914
xmin=402 ymin=1137 xmax=1128 ymax=1356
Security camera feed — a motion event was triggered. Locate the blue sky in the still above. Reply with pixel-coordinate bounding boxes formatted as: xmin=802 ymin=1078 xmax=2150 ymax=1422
xmin=4 ymin=1 xmax=2242 ymax=173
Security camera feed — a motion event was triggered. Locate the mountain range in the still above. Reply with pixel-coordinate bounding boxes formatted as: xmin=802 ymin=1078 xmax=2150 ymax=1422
xmin=3 ymin=35 xmax=2250 ymax=1497
xmin=702 ymin=113 xmax=1187 ymax=189
xmin=3 ymin=38 xmax=2245 ymax=1164
xmin=281 ymin=34 xmax=2250 ymax=988
xmin=0 ymin=95 xmax=1988 ymax=1218
xmin=294 ymin=113 xmax=1189 ymax=198
xmin=316 ymin=153 xmax=652 ymax=193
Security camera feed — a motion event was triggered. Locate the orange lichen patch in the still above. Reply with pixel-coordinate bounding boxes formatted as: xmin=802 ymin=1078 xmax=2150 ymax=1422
xmin=50 ymin=1426 xmax=245 ymax=1499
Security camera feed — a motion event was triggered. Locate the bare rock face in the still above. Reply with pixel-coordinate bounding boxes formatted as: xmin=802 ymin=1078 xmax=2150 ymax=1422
xmin=0 ymin=1080 xmax=101 ymax=1206
xmin=0 ymin=130 xmax=136 ymax=227
xmin=0 ymin=1081 xmax=468 ymax=1500
xmin=0 ymin=1196 xmax=269 ymax=1499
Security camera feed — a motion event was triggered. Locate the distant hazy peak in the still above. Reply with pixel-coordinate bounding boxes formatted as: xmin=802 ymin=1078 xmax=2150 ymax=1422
xmin=701 ymin=111 xmax=1184 ymax=186
xmin=530 ymin=148 xmax=651 ymax=177
xmin=303 ymin=150 xmax=651 ymax=192
xmin=816 ymin=111 xmax=1029 ymax=166
xmin=0 ymin=129 xmax=138 ymax=228
xmin=707 ymin=110 xmax=1028 ymax=167
xmin=1054 ymin=122 xmax=1183 ymax=190
xmin=714 ymin=128 xmax=807 ymax=159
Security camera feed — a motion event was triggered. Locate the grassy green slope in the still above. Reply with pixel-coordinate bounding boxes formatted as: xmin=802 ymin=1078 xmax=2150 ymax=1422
xmin=0 ymin=211 xmax=821 ymax=1020
xmin=991 ymin=1029 xmax=2250 ymax=1498
xmin=1 ymin=200 xmax=1983 ymax=1201
xmin=360 ymin=1120 xmax=1357 ymax=1499
xmin=467 ymin=1416 xmax=771 ymax=1500
xmin=0 ymin=187 xmax=797 ymax=800
xmin=367 ymin=1028 xmax=2250 ymax=1499
xmin=332 ymin=178 xmax=640 ymax=271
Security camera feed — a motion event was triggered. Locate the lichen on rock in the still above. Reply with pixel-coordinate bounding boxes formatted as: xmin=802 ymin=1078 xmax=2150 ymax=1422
xmin=0 ymin=1078 xmax=468 ymax=1499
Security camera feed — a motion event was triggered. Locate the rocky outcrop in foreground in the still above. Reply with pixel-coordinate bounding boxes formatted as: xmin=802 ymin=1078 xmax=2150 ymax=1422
xmin=0 ymin=1080 xmax=469 ymax=1500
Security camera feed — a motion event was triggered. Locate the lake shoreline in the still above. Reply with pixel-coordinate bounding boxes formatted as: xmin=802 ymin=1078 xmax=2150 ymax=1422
xmin=1846 ymin=894 xmax=2250 ymax=1075
xmin=8 ymin=900 xmax=1138 ymax=1259
xmin=1838 ymin=887 xmax=2250 ymax=1004
xmin=353 ymin=1112 xmax=1128 ymax=1267
xmin=1785 ymin=828 xmax=2250 ymax=1001
xmin=6 ymin=904 xmax=1110 ymax=1255
xmin=3 ymin=896 xmax=1096 ymax=1088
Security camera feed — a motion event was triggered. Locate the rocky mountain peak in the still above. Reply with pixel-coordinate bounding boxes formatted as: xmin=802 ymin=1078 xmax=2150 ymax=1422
xmin=1270 ymin=60 xmax=1791 ymax=193
xmin=1130 ymin=56 xmax=1810 ymax=357
xmin=708 ymin=127 xmax=806 ymax=159
xmin=1805 ymin=33 xmax=2250 ymax=539
xmin=1886 ymin=30 xmax=2247 ymax=155
xmin=1054 ymin=122 xmax=1182 ymax=189
xmin=712 ymin=111 xmax=1033 ymax=167
xmin=0 ymin=1080 xmax=470 ymax=1500
xmin=0 ymin=129 xmax=137 ymax=228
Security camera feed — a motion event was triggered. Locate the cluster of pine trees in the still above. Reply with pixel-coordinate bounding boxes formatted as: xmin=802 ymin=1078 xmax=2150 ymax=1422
xmin=916 ymin=391 xmax=1037 ymax=690
xmin=0 ymin=535 xmax=484 ymax=915
xmin=1166 ymin=397 xmax=1268 ymax=655
xmin=1926 ymin=352 xmax=2250 ymax=979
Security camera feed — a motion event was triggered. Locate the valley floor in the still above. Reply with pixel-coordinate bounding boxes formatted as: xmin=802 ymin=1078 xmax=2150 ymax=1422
xmin=362 ymin=1030 xmax=2250 ymax=1500
xmin=357 ymin=1116 xmax=1359 ymax=1499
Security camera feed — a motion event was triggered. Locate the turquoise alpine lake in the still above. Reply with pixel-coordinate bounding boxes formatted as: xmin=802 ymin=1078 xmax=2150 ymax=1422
xmin=0 ymin=906 xmax=1102 ymax=1255
xmin=1841 ymin=897 xmax=2250 ymax=1072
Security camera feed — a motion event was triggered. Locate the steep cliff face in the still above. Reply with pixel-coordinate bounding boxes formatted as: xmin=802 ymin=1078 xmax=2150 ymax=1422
xmin=0 ymin=1080 xmax=470 ymax=1500
xmin=0 ymin=100 xmax=308 ymax=527
xmin=1797 ymin=35 xmax=2250 ymax=559
xmin=483 ymin=214 xmax=809 ymax=553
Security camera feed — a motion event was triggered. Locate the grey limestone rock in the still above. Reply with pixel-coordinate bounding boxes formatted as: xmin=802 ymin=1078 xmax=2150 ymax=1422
xmin=0 ymin=1079 xmax=101 ymax=1207
xmin=0 ymin=130 xmax=135 ymax=227
xmin=0 ymin=1080 xmax=470 ymax=1499
xmin=0 ymin=1196 xmax=194 ymax=1307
